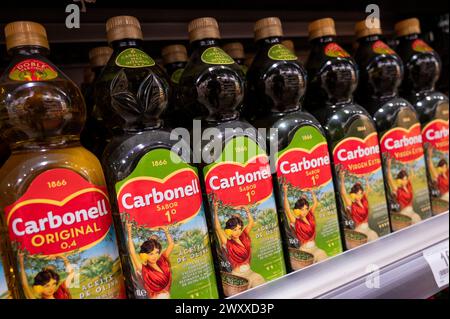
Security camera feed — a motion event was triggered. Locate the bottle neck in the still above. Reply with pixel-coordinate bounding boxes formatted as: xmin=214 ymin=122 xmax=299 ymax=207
xmin=257 ymin=36 xmax=283 ymax=48
xmin=399 ymin=33 xmax=420 ymax=43
xmin=190 ymin=38 xmax=220 ymax=51
xmin=8 ymin=45 xmax=49 ymax=57
xmin=111 ymin=38 xmax=143 ymax=51
xmin=310 ymin=35 xmax=336 ymax=46
xmin=358 ymin=34 xmax=382 ymax=44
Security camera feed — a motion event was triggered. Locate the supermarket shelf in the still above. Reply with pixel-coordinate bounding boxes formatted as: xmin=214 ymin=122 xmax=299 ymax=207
xmin=230 ymin=212 xmax=449 ymax=299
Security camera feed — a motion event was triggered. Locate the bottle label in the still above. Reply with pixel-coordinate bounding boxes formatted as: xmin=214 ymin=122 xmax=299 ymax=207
xmin=4 ymin=169 xmax=125 ymax=299
xmin=324 ymin=43 xmax=350 ymax=58
xmin=0 ymin=258 xmax=8 ymax=299
xmin=275 ymin=126 xmax=343 ymax=270
xmin=171 ymin=68 xmax=184 ymax=84
xmin=203 ymin=136 xmax=286 ymax=296
xmin=372 ymin=40 xmax=396 ymax=55
xmin=422 ymin=102 xmax=449 ymax=215
xmin=9 ymin=59 xmax=58 ymax=81
xmin=115 ymin=48 xmax=156 ymax=68
xmin=201 ymin=47 xmax=235 ymax=65
xmin=379 ymin=108 xmax=432 ymax=230
xmin=115 ymin=149 xmax=218 ymax=299
xmin=332 ymin=117 xmax=390 ymax=249
xmin=268 ymin=44 xmax=297 ymax=61
xmin=412 ymin=39 xmax=434 ymax=53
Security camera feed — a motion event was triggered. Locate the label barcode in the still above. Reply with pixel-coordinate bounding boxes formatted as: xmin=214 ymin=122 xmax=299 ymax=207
xmin=439 ymin=268 xmax=449 ymax=277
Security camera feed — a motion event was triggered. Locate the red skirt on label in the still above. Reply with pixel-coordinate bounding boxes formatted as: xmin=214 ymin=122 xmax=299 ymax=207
xmin=142 ymin=255 xmax=172 ymax=298
xmin=350 ymin=195 xmax=369 ymax=225
xmin=293 ymin=210 xmax=316 ymax=244
xmin=226 ymin=230 xmax=252 ymax=269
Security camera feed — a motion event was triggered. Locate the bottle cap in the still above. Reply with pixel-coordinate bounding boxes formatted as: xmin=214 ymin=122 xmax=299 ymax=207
xmin=4 ymin=21 xmax=49 ymax=51
xmin=254 ymin=17 xmax=283 ymax=41
xmin=281 ymin=39 xmax=295 ymax=52
xmin=394 ymin=18 xmax=421 ymax=37
xmin=161 ymin=44 xmax=188 ymax=64
xmin=223 ymin=42 xmax=245 ymax=59
xmin=355 ymin=18 xmax=382 ymax=38
xmin=188 ymin=17 xmax=220 ymax=42
xmin=89 ymin=46 xmax=113 ymax=68
xmin=308 ymin=18 xmax=336 ymax=40
xmin=106 ymin=16 xmax=143 ymax=43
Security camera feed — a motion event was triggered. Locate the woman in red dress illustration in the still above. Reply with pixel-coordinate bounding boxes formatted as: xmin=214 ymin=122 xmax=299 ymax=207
xmin=19 ymin=251 xmax=74 ymax=299
xmin=386 ymin=158 xmax=421 ymax=223
xmin=213 ymin=198 xmax=265 ymax=289
xmin=127 ymin=222 xmax=174 ymax=299
xmin=282 ymin=184 xmax=327 ymax=262
xmin=427 ymin=148 xmax=449 ymax=203
xmin=339 ymin=170 xmax=379 ymax=241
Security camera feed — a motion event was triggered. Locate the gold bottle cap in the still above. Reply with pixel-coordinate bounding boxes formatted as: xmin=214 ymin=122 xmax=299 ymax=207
xmin=4 ymin=21 xmax=49 ymax=51
xmin=308 ymin=18 xmax=336 ymax=40
xmin=355 ymin=18 xmax=382 ymax=39
xmin=161 ymin=44 xmax=188 ymax=64
xmin=89 ymin=46 xmax=113 ymax=68
xmin=394 ymin=18 xmax=421 ymax=37
xmin=106 ymin=15 xmax=143 ymax=43
xmin=254 ymin=17 xmax=283 ymax=42
xmin=281 ymin=39 xmax=295 ymax=52
xmin=223 ymin=42 xmax=245 ymax=59
xmin=188 ymin=17 xmax=220 ymax=42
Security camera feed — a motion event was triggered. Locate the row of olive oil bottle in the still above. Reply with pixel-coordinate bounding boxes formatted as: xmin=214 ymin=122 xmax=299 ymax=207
xmin=0 ymin=15 xmax=448 ymax=300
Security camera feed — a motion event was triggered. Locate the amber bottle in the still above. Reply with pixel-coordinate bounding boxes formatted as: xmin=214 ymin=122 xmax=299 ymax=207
xmin=0 ymin=21 xmax=125 ymax=299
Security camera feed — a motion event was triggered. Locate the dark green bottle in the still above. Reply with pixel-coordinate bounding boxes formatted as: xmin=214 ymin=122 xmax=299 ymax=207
xmin=97 ymin=16 xmax=219 ymax=300
xmin=304 ymin=18 xmax=391 ymax=250
xmin=395 ymin=18 xmax=449 ymax=215
xmin=251 ymin=17 xmax=343 ymax=272
xmin=185 ymin=17 xmax=286 ymax=297
xmin=354 ymin=18 xmax=432 ymax=230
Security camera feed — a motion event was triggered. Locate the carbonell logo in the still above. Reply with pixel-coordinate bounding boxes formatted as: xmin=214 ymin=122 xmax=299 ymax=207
xmin=336 ymin=144 xmax=380 ymax=161
xmin=333 ymin=133 xmax=382 ymax=175
xmin=205 ymin=155 xmax=275 ymax=207
xmin=11 ymin=200 xmax=108 ymax=237
xmin=380 ymin=124 xmax=425 ymax=163
xmin=422 ymin=119 xmax=449 ymax=153
xmin=209 ymin=166 xmax=271 ymax=190
xmin=279 ymin=155 xmax=330 ymax=174
xmin=383 ymin=134 xmax=422 ymax=150
xmin=117 ymin=169 xmax=203 ymax=228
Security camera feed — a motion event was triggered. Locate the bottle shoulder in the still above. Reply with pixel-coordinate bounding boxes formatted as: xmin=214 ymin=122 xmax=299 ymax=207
xmin=0 ymin=146 xmax=105 ymax=206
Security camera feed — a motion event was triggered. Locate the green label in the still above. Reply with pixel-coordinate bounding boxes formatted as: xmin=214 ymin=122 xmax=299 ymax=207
xmin=203 ymin=136 xmax=286 ymax=297
xmin=268 ymin=44 xmax=297 ymax=61
xmin=115 ymin=48 xmax=156 ymax=68
xmin=170 ymin=68 xmax=184 ymax=84
xmin=275 ymin=126 xmax=343 ymax=270
xmin=201 ymin=47 xmax=235 ymax=65
xmin=379 ymin=107 xmax=432 ymax=230
xmin=115 ymin=148 xmax=218 ymax=299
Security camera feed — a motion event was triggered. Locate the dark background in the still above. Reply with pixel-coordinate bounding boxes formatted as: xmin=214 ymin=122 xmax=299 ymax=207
xmin=0 ymin=0 xmax=448 ymax=85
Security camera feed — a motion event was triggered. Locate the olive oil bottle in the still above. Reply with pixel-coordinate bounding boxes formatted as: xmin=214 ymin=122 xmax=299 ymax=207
xmin=0 ymin=21 xmax=125 ymax=299
xmin=354 ymin=19 xmax=432 ymax=231
xmin=395 ymin=18 xmax=449 ymax=214
xmin=98 ymin=16 xmax=218 ymax=299
xmin=250 ymin=17 xmax=343 ymax=271
xmin=304 ymin=18 xmax=391 ymax=250
xmin=161 ymin=44 xmax=188 ymax=128
xmin=81 ymin=46 xmax=113 ymax=157
xmin=184 ymin=17 xmax=286 ymax=297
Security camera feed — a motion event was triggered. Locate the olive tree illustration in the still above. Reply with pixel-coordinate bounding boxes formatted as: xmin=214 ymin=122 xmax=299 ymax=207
xmin=178 ymin=228 xmax=208 ymax=250
xmin=81 ymin=255 xmax=114 ymax=279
